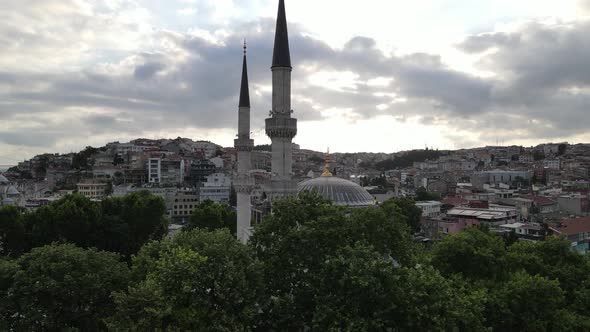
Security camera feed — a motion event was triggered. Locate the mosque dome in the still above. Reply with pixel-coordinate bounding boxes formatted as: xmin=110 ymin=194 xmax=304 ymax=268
xmin=6 ymin=186 xmax=20 ymax=196
xmin=297 ymin=154 xmax=375 ymax=207
xmin=0 ymin=174 xmax=9 ymax=184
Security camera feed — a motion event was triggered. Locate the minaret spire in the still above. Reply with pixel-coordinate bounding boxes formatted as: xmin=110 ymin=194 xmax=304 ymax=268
xmin=239 ymin=40 xmax=250 ymax=108
xmin=272 ymin=0 xmax=291 ymax=69
xmin=265 ymin=0 xmax=297 ymax=199
xmin=235 ymin=41 xmax=254 ymax=243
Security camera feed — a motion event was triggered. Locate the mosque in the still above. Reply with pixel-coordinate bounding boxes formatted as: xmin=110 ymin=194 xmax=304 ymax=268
xmin=0 ymin=174 xmax=23 ymax=207
xmin=234 ymin=0 xmax=375 ymax=242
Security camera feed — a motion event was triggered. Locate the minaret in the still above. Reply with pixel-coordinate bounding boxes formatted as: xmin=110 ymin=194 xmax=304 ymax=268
xmin=235 ymin=41 xmax=254 ymax=243
xmin=265 ymin=0 xmax=298 ymax=198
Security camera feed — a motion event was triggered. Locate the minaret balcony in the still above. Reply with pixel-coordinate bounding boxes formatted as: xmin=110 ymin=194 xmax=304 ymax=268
xmin=265 ymin=117 xmax=297 ymax=139
xmin=234 ymin=138 xmax=254 ymax=152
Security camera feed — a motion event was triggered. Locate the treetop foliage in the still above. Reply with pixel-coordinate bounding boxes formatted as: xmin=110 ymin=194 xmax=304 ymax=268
xmin=361 ymin=149 xmax=446 ymax=170
xmin=1 ymin=191 xmax=590 ymax=330
xmin=186 ymin=199 xmax=236 ymax=235
xmin=0 ymin=191 xmax=168 ymax=259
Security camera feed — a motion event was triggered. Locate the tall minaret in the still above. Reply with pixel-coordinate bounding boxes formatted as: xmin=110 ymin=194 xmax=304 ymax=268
xmin=265 ymin=0 xmax=298 ymax=199
xmin=235 ymin=42 xmax=254 ymax=243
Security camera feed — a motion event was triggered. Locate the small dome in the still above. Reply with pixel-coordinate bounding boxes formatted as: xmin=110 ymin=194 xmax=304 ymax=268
xmin=298 ymin=176 xmax=376 ymax=207
xmin=6 ymin=186 xmax=20 ymax=195
xmin=0 ymin=174 xmax=9 ymax=184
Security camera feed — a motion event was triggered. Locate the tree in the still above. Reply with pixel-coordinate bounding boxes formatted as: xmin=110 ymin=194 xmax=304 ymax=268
xmin=507 ymin=236 xmax=590 ymax=299
xmin=99 ymin=190 xmax=169 ymax=258
xmin=109 ymin=229 xmax=262 ymax=331
xmin=250 ymin=192 xmax=419 ymax=330
xmin=415 ymin=187 xmax=441 ymax=201
xmin=186 ymin=199 xmax=236 ymax=234
xmin=486 ymin=272 xmax=566 ymax=332
xmin=0 ymin=206 xmax=26 ymax=256
xmin=311 ymin=245 xmax=486 ymax=331
xmin=0 ymin=258 xmax=19 ymax=331
xmin=2 ymin=243 xmax=130 ymax=331
xmin=432 ymin=227 xmax=508 ymax=281
xmin=512 ymin=176 xmax=530 ymax=188
xmin=370 ymin=174 xmax=388 ymax=187
xmin=104 ymin=180 xmax=113 ymax=196
xmin=253 ymin=144 xmax=272 ymax=152
xmin=24 ymin=191 xmax=168 ymax=259
xmin=381 ymin=196 xmax=423 ymax=233
xmin=373 ymin=149 xmax=446 ymax=171
xmin=558 ymin=143 xmax=567 ymax=156
xmin=25 ymin=193 xmax=102 ymax=249
xmin=308 ymin=155 xmax=324 ymax=164
xmin=72 ymin=146 xmax=99 ymax=170
xmin=533 ymin=150 xmax=545 ymax=161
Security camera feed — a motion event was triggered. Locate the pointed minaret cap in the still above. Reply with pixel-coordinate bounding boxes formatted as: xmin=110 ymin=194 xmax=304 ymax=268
xmin=271 ymin=0 xmax=292 ymax=69
xmin=321 ymin=148 xmax=333 ymax=177
xmin=239 ymin=40 xmax=250 ymax=108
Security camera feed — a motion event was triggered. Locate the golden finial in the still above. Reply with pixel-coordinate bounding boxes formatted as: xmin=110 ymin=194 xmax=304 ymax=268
xmin=321 ymin=148 xmax=333 ymax=177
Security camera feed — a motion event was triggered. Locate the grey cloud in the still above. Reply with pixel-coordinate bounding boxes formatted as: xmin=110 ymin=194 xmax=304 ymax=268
xmin=454 ymin=20 xmax=590 ymax=141
xmin=459 ymin=33 xmax=521 ymax=53
xmin=0 ymin=131 xmax=60 ymax=148
xmin=134 ymin=62 xmax=166 ymax=80
xmin=1 ymin=0 xmax=590 ymax=154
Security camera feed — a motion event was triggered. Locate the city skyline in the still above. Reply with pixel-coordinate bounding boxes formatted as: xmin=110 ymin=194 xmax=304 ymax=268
xmin=1 ymin=0 xmax=590 ymax=165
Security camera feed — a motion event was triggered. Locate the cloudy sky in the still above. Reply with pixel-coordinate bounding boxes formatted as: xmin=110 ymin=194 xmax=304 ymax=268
xmin=1 ymin=0 xmax=589 ymax=165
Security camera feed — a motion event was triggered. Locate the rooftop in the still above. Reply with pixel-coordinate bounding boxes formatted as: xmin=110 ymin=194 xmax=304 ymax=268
xmin=415 ymin=201 xmax=442 ymax=206
xmin=550 ymin=217 xmax=590 ymax=236
xmin=447 ymin=207 xmax=513 ymax=220
xmin=523 ymin=195 xmax=557 ymax=206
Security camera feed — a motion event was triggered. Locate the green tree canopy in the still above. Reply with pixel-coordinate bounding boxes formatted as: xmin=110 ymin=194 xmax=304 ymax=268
xmin=186 ymin=199 xmax=236 ymax=234
xmin=415 ymin=187 xmax=441 ymax=201
xmin=26 ymin=193 xmax=102 ymax=249
xmin=0 ymin=206 xmax=26 ymax=257
xmin=381 ymin=196 xmax=423 ymax=233
xmin=486 ymin=272 xmax=566 ymax=332
xmin=99 ymin=190 xmax=169 ymax=258
xmin=21 ymin=192 xmax=168 ymax=259
xmin=109 ymin=229 xmax=261 ymax=331
xmin=432 ymin=227 xmax=508 ymax=281
xmin=507 ymin=236 xmax=590 ymax=299
xmin=311 ymin=245 xmax=486 ymax=331
xmin=1 ymin=243 xmax=130 ymax=331
xmin=250 ymin=191 xmax=420 ymax=330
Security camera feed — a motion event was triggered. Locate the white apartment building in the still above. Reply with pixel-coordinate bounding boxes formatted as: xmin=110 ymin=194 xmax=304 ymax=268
xmin=415 ymin=201 xmax=442 ymax=218
xmin=544 ymin=159 xmax=561 ymax=170
xmin=193 ymin=141 xmax=219 ymax=158
xmin=199 ymin=173 xmax=231 ymax=204
xmin=115 ymin=143 xmax=150 ymax=155
xmin=148 ymin=158 xmax=161 ymax=184
xmin=149 ymin=158 xmax=185 ymax=186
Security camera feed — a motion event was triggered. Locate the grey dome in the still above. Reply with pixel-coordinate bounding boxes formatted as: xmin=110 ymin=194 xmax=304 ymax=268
xmin=298 ymin=176 xmax=376 ymax=207
xmin=0 ymin=174 xmax=9 ymax=184
xmin=6 ymin=186 xmax=20 ymax=195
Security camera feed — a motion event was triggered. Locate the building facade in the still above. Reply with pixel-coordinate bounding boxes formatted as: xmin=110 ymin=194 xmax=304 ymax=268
xmin=416 ymin=201 xmax=443 ymax=218
xmin=200 ymin=173 xmax=231 ymax=204
xmin=148 ymin=158 xmax=185 ymax=186
xmin=77 ymin=182 xmax=107 ymax=199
